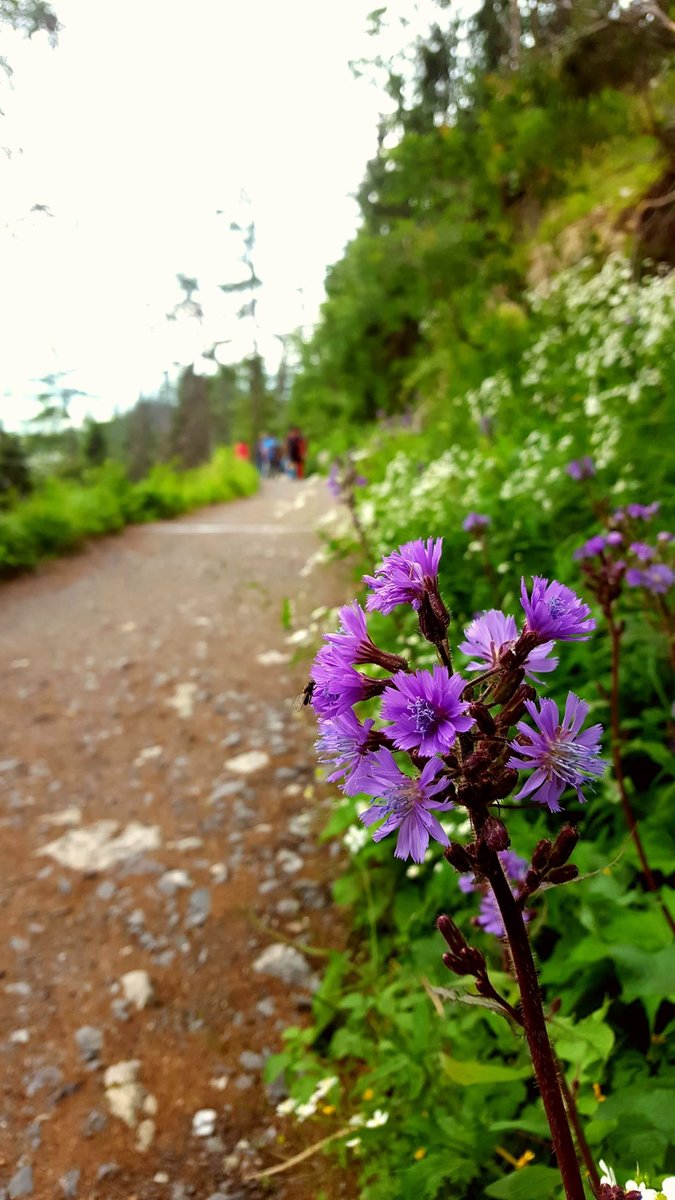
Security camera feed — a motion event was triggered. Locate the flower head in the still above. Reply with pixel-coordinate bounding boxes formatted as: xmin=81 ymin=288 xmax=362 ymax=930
xmin=566 ymin=456 xmax=595 ymax=481
xmin=364 ymin=538 xmax=443 ymax=614
xmin=573 ymin=535 xmax=608 ymax=561
xmin=625 ymin=563 xmax=674 ymax=595
xmin=520 ymin=576 xmax=596 ymax=642
xmin=507 ymin=692 xmax=607 ymax=812
xmin=630 ymin=542 xmax=656 ymax=562
xmin=311 ymin=646 xmax=384 ymax=718
xmin=380 ymin=666 xmax=473 ymax=756
xmin=459 ymin=609 xmax=558 ymax=680
xmin=358 ymin=749 xmax=452 ymax=862
xmin=316 ymin=710 xmax=379 ymax=795
xmin=613 ymin=501 xmax=660 ymax=523
xmin=323 ymin=601 xmax=407 ymax=672
xmin=462 ymin=512 xmax=491 ymax=533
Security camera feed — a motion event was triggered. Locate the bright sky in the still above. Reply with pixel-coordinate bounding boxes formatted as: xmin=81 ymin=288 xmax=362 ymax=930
xmin=0 ymin=0 xmax=450 ymax=427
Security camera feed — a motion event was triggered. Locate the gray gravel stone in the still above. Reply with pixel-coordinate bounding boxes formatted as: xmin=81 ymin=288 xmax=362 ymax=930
xmin=252 ymin=944 xmax=318 ymax=991
xmin=238 ymin=1050 xmax=264 ymax=1071
xmin=185 ymin=888 xmax=211 ymax=929
xmin=59 ymin=1169 xmax=80 ymax=1197
xmin=82 ymin=1108 xmax=108 ymax=1137
xmin=8 ymin=1166 xmax=33 ymax=1198
xmin=75 ymin=1026 xmax=103 ymax=1063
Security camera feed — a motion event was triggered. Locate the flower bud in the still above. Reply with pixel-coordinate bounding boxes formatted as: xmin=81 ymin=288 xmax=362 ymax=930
xmin=417 ymin=589 xmax=450 ymax=645
xmin=489 ymin=768 xmax=519 ymax=800
xmin=531 ymin=838 xmax=552 ymax=872
xmin=548 ymin=824 xmax=579 ymax=869
xmin=482 ymin=815 xmax=510 ymax=852
xmin=496 ymin=681 xmax=536 ymax=727
xmin=468 ymin=702 xmax=496 ymax=735
xmin=546 ymin=864 xmax=579 ymax=886
xmin=444 ymin=842 xmax=474 ymax=874
xmin=492 ymin=668 xmax=525 ymax=705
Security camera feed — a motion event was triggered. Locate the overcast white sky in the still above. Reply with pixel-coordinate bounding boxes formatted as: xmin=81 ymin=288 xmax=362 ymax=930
xmin=1 ymin=0 xmax=456 ymax=426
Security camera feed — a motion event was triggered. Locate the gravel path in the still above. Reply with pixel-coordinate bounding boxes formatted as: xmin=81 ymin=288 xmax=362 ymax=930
xmin=0 ymin=478 xmax=352 ymax=1200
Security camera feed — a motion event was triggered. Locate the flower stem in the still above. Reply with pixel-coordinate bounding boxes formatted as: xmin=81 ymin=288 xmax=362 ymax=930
xmin=606 ymin=605 xmax=675 ymax=936
xmin=557 ymin=1065 xmax=601 ymax=1195
xmin=476 ymin=824 xmax=587 ymax=1200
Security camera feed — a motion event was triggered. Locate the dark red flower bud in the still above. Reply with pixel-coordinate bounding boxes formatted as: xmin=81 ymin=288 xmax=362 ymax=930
xmin=444 ymin=842 xmax=474 ymax=874
xmin=546 ymin=864 xmax=579 ymax=886
xmin=468 ymin=702 xmax=496 ymax=735
xmin=417 ymin=588 xmax=450 ymax=645
xmin=492 ymin=668 xmax=525 ymax=705
xmin=548 ymin=824 xmax=579 ymax=869
xmin=531 ymin=838 xmax=552 ymax=872
xmin=496 ymin=681 xmax=536 ymax=727
xmin=482 ymin=815 xmax=510 ymax=852
xmin=490 ymin=768 xmax=519 ymax=800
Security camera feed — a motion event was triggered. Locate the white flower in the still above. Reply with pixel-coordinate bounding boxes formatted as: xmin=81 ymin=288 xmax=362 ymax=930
xmin=365 ymin=1109 xmax=389 ymax=1128
xmin=313 ymin=1076 xmax=339 ymax=1100
xmin=599 ymin=1160 xmax=617 ymax=1186
xmin=275 ymin=1098 xmax=297 ymax=1116
xmin=626 ymin=1183 xmax=657 ymax=1200
xmin=295 ymin=1102 xmax=317 ymax=1121
xmin=343 ymin=825 xmax=369 ymax=855
xmin=345 ymin=1136 xmax=362 ymax=1149
xmin=349 ymin=1113 xmax=365 ymax=1127
xmin=661 ymin=1176 xmax=675 ymax=1199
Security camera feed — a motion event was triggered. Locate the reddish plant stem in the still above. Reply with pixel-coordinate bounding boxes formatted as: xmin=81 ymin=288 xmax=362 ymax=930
xmin=605 ymin=606 xmax=675 ymax=936
xmin=475 ymin=822 xmax=587 ymax=1200
xmin=557 ymin=1067 xmax=601 ymax=1196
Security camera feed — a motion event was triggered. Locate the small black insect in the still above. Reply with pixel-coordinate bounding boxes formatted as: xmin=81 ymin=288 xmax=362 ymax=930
xmin=293 ymin=680 xmax=315 ymax=711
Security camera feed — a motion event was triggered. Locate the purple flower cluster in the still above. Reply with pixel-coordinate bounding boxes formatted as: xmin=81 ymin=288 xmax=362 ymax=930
xmin=566 ymin=456 xmax=595 ymax=481
xmin=310 ymin=539 xmax=605 ymax=863
xmin=463 ymin=512 xmax=491 ymax=534
xmin=574 ymin=502 xmax=673 ymax=598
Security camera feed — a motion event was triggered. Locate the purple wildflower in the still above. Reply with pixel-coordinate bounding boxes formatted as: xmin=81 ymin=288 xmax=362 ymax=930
xmin=323 ymin=601 xmax=407 ymax=672
xmin=311 ymin=646 xmax=385 ymax=718
xmin=364 ymin=538 xmax=443 ymax=614
xmin=630 ymin=542 xmax=656 ymax=562
xmin=477 ymin=888 xmax=531 ymax=938
xmin=657 ymin=531 xmax=673 ymax=544
xmin=380 ymin=666 xmax=474 ymax=756
xmin=614 ymin=502 xmax=660 ymax=522
xmin=507 ymin=692 xmax=607 ymax=812
xmin=459 ymin=609 xmax=558 ymax=680
xmin=327 ymin=463 xmax=342 ymax=499
xmin=316 ymin=711 xmax=378 ymax=795
xmin=520 ymin=576 xmax=596 ymax=642
xmin=355 ymin=474 xmax=368 ymax=488
xmin=566 ymin=456 xmax=595 ymax=481
xmin=626 ymin=563 xmax=674 ymax=595
xmin=573 ymin=535 xmax=607 ymax=561
xmin=460 ymin=851 xmax=530 ymax=938
xmin=357 ymin=749 xmax=452 ymax=862
xmin=606 ymin=530 xmax=623 ymax=546
xmin=463 ymin=512 xmax=491 ymax=534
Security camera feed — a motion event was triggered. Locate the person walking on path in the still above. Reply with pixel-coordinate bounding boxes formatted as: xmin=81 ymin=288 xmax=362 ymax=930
xmin=286 ymin=426 xmax=307 ymax=480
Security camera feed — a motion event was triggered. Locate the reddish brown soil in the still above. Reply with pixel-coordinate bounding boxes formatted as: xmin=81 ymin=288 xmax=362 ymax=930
xmin=0 ymin=479 xmax=356 ymax=1200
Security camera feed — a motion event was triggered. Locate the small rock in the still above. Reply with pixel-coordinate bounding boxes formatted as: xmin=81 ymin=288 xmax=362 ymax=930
xmin=10 ymin=937 xmax=29 ymax=953
xmin=59 ymin=1169 xmax=80 ymax=1198
xmin=8 ymin=1165 xmax=33 ymax=1198
xmin=252 ymin=944 xmax=318 ymax=991
xmin=120 ymin=969 xmax=154 ymax=1011
xmin=158 ymin=869 xmax=191 ymax=897
xmin=225 ymin=751 xmax=269 ymax=776
xmin=192 ymin=1108 xmax=217 ymax=1137
xmin=256 ymin=996 xmax=276 ymax=1017
xmin=75 ymin=1026 xmax=103 ymax=1063
xmin=275 ymin=849 xmax=304 ymax=876
xmin=239 ymin=1050 xmax=264 ymax=1071
xmin=82 ymin=1108 xmax=107 ymax=1137
xmin=104 ymin=1060 xmax=144 ymax=1127
xmin=96 ymin=880 xmax=116 ymax=901
xmin=209 ymin=863 xmax=228 ymax=884
xmin=154 ymin=1174 xmax=170 ymax=1185
xmin=185 ymin=888 xmax=211 ymax=929
xmin=10 ymin=1029 xmax=30 ymax=1045
xmin=275 ymin=898 xmax=300 ymax=916
xmin=136 ymin=1118 xmax=156 ymax=1151
xmin=95 ymin=1164 xmax=119 ymax=1182
xmin=234 ymin=1073 xmax=254 ymax=1090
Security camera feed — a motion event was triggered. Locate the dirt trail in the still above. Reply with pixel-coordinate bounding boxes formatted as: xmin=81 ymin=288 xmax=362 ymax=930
xmin=0 ymin=479 xmax=353 ymax=1200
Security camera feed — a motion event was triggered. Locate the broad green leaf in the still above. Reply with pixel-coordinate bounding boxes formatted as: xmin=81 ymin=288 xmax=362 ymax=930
xmin=484 ymin=1165 xmax=564 ymax=1199
xmin=440 ymin=1053 xmax=532 ymax=1086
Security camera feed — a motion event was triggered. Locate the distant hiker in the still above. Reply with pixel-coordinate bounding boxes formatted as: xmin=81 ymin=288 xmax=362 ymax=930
xmin=234 ymin=441 xmax=250 ymax=461
xmin=286 ymin=426 xmax=307 ymax=480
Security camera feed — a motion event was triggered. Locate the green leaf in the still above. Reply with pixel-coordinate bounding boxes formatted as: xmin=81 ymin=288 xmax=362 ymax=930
xmin=440 ymin=1053 xmax=532 ymax=1086
xmin=484 ymin=1165 xmax=564 ymax=1199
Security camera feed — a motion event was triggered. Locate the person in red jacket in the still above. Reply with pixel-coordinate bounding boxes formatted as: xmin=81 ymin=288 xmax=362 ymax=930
xmin=286 ymin=427 xmax=307 ymax=479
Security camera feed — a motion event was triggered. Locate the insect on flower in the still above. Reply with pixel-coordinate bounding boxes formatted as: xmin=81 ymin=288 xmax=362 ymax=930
xmin=293 ymin=680 xmax=316 ymax=711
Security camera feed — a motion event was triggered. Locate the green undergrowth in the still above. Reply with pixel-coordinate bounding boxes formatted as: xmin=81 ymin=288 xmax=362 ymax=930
xmin=0 ymin=447 xmax=258 ymax=576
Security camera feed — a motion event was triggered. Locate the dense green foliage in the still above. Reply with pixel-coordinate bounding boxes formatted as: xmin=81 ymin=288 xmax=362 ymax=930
xmin=0 ymin=448 xmax=257 ymax=575
xmin=273 ymin=4 xmax=675 ymax=1197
